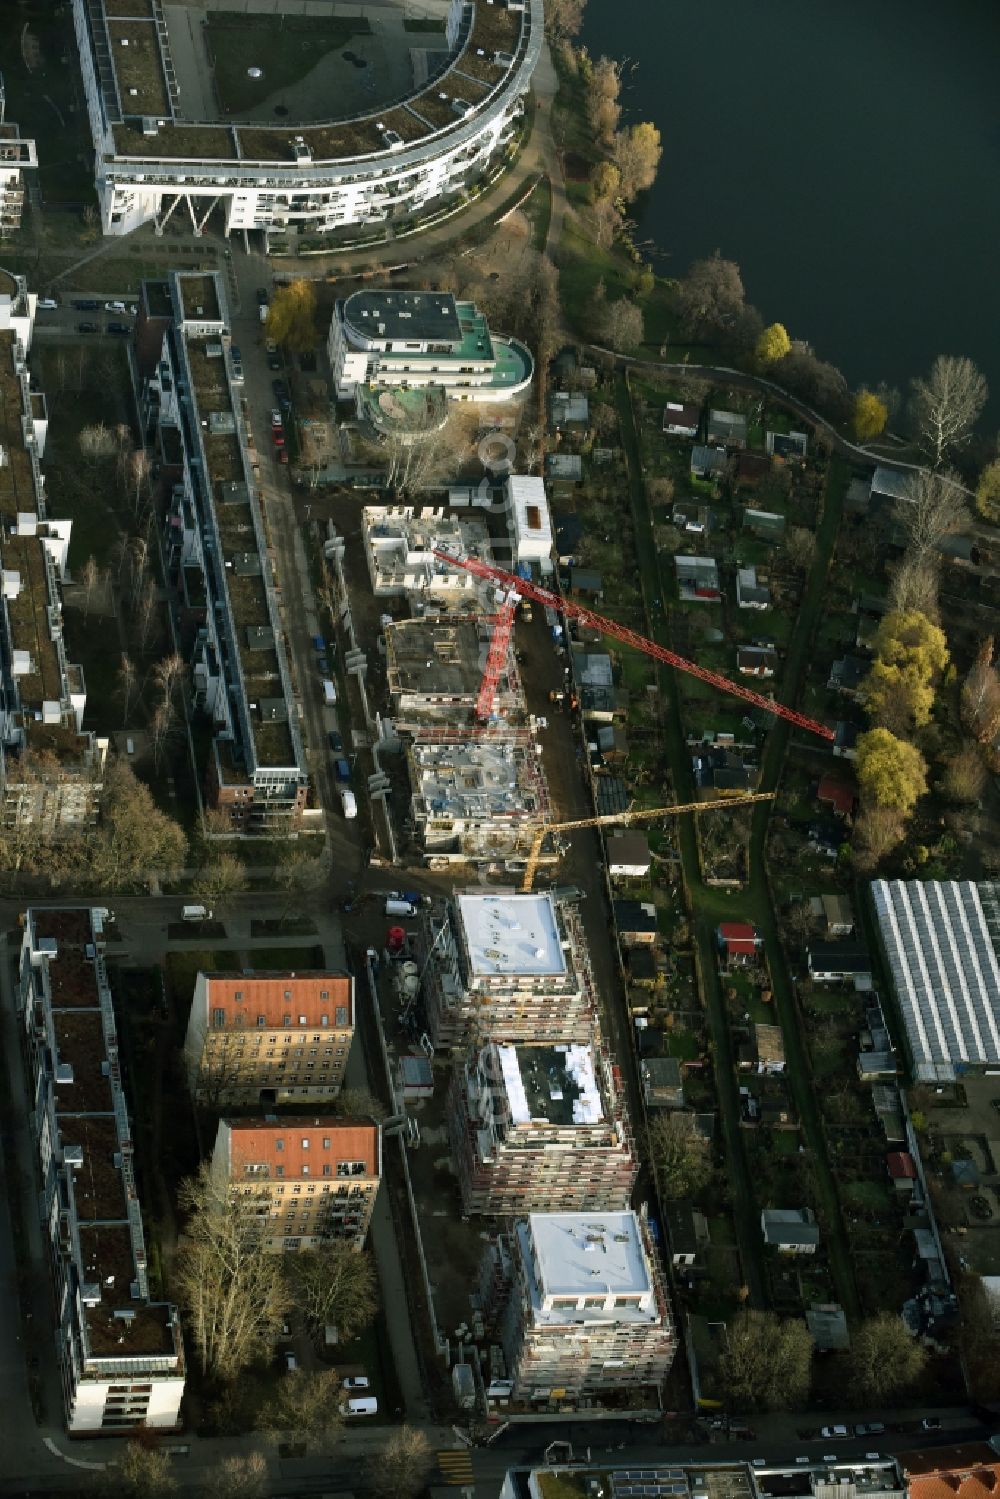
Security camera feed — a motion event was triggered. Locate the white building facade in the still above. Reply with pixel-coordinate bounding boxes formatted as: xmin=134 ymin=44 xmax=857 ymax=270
xmin=73 ymin=0 xmax=541 ymax=244
xmin=0 ymin=107 xmax=37 ymax=237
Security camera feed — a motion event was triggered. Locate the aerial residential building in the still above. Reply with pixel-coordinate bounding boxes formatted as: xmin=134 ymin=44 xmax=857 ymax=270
xmin=449 ymin=1035 xmax=637 ymax=1214
xmin=362 ymin=506 xmax=493 ymax=610
xmin=328 ymin=289 xmax=532 ymax=405
xmin=406 ymin=738 xmax=550 ymax=868
xmin=420 ymin=889 xmax=598 ymax=1046
xmin=0 ymin=91 xmax=37 ymax=238
xmin=384 ymin=614 xmax=526 ymax=734
xmin=211 ymin=1118 xmax=380 ymax=1252
xmin=184 ymin=971 xmax=354 ymax=1107
xmin=761 ymin=1207 xmax=820 ymax=1255
xmin=485 ymin=1211 xmax=676 ymax=1405
xmin=872 ymin=878 xmax=1000 ymax=1081
xmin=0 ymin=271 xmax=107 ymax=835
xmin=17 ymin=908 xmax=185 ymax=1434
xmin=144 ymin=271 xmax=312 ymax=832
xmin=73 ymin=0 xmax=540 ymax=246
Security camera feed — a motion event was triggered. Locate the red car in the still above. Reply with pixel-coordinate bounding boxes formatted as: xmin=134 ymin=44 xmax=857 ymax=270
xmin=278 ymin=449 xmax=289 ymax=465
xmin=272 ymin=429 xmax=285 ymax=448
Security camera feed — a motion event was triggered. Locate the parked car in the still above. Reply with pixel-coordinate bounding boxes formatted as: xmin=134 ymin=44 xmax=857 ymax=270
xmin=78 ymin=321 xmax=98 ymax=333
xmin=37 ymin=297 xmax=59 ymax=310
xmin=312 ymin=635 xmax=326 ymax=653
xmin=271 ymin=409 xmax=283 ymax=428
xmin=328 ymin=730 xmax=343 ymax=753
xmin=278 ymin=448 xmax=289 ymax=465
xmin=256 ymin=287 xmax=269 ymax=305
xmin=855 ymin=1424 xmax=885 ymax=1437
xmin=107 ymin=322 xmax=130 ymax=336
xmin=105 ymin=300 xmax=127 ymax=313
xmin=74 ymin=299 xmax=99 ymax=310
xmin=272 ymin=378 xmax=290 ymax=403
xmin=284 ymin=1352 xmax=297 ymax=1372
xmin=272 ymin=430 xmax=285 ymax=447
xmin=340 ymin=788 xmax=357 ymax=819
xmin=921 ymin=1418 xmax=941 ymax=1431
xmin=334 ymin=758 xmax=351 ymax=783
xmin=821 ymin=1426 xmax=849 ymax=1440
xmin=342 ymin=1376 xmax=369 ymax=1391
xmin=316 ymin=656 xmax=329 ymax=674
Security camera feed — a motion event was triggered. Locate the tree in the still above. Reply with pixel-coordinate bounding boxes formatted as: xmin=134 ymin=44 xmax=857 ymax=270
xmin=601 ymin=298 xmax=644 ymax=353
xmin=962 ymin=638 xmax=1000 ymax=743
xmin=855 ymin=728 xmax=928 ymax=816
xmin=288 ymin=1244 xmax=378 ymax=1340
xmin=676 ymin=252 xmax=745 ymax=337
xmin=775 ymin=342 xmax=851 ymax=421
xmin=942 ymin=744 xmax=987 ymax=804
xmin=117 ymin=653 xmax=137 ymax=727
xmin=976 ymin=458 xmax=1000 ymax=524
xmin=755 ymin=322 xmax=791 ymax=365
xmin=851 ymin=806 xmax=907 ymax=872
xmin=173 ymin=1164 xmax=291 ymax=1381
xmin=648 ymin=1112 xmax=711 ymax=1200
xmin=889 ymin=552 xmax=940 ymax=621
xmin=79 ymin=422 xmax=117 ymax=461
xmin=544 ymin=0 xmax=586 ymax=38
xmin=589 ymin=160 xmax=620 ymax=205
xmin=863 ymin=609 xmax=949 ymax=732
xmin=276 ymin=847 xmax=326 ymax=924
xmin=190 ymin=852 xmax=248 ymax=905
xmin=719 ymin=1310 xmax=813 ymax=1411
xmin=848 ymin=1313 xmax=927 ymax=1402
xmin=204 ymin=1453 xmax=268 ymax=1499
xmin=647 ymin=475 xmax=675 ymax=506
xmin=783 ymin=525 xmax=816 ymax=574
xmin=261 ymin=1369 xmax=343 ymax=1452
xmin=862 ymin=659 xmax=937 ymax=735
xmin=612 ymin=122 xmax=662 ymax=203
xmin=909 ymin=354 xmax=988 ymax=466
xmin=117 ymin=1442 xmax=177 ymax=1499
xmin=893 ymin=469 xmax=968 ymax=562
xmin=368 ymin=1427 xmax=435 ymax=1499
xmin=853 ymin=388 xmax=888 ymax=441
xmin=91 ymin=760 xmax=187 ymax=889
xmin=77 ymin=555 xmax=102 ymax=619
xmin=332 ymin=1086 xmax=387 ymax=1122
xmin=266 ymin=279 xmax=318 ymax=353
xmin=587 ymin=57 xmax=621 ymax=146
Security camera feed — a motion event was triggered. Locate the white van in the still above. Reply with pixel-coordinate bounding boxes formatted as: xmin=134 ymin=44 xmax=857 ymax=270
xmin=340 ymin=788 xmax=357 ymax=819
xmin=344 ymin=1395 xmax=377 ymax=1417
xmin=385 ymin=898 xmax=418 ymax=918
xmin=322 ymin=678 xmax=337 ymax=706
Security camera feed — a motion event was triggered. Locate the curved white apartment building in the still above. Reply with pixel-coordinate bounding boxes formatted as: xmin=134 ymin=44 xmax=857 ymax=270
xmin=73 ymin=0 xmax=542 ymax=245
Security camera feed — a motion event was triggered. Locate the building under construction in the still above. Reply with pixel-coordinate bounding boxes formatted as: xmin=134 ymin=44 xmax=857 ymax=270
xmin=406 ymin=738 xmax=551 ymax=868
xmin=362 ymin=506 xmax=494 ymax=613
xmin=419 ymin=889 xmax=597 ymax=1046
xmin=448 ymin=1033 xmax=637 ymax=1214
xmin=384 ymin=615 xmax=526 ymax=734
xmin=482 ymin=1210 xmax=676 ymax=1405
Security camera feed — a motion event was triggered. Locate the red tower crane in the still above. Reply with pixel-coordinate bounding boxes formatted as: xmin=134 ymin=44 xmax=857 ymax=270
xmin=477 ymin=588 xmax=519 ymax=721
xmin=434 ymin=548 xmax=834 ymax=741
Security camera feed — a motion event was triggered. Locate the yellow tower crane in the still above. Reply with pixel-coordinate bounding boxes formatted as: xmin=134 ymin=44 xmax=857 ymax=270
xmin=521 ymin=792 xmax=776 ymax=892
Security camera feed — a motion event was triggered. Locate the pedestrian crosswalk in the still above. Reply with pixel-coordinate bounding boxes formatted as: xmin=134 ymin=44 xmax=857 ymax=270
xmin=437 ymin=1448 xmax=475 ymax=1486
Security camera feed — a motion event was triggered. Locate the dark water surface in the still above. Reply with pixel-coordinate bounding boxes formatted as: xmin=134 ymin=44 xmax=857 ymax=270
xmin=581 ymin=0 xmax=1000 ymax=406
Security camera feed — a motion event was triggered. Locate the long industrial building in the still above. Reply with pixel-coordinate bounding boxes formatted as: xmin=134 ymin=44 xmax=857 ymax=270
xmin=0 ymin=270 xmax=107 ymax=834
xmin=139 ymin=270 xmax=313 ymax=831
xmin=420 ymin=889 xmax=597 ymax=1045
xmin=448 ymin=1034 xmax=637 ymax=1214
xmin=73 ymin=0 xmax=541 ymax=245
xmin=17 ymin=908 xmax=185 ymax=1433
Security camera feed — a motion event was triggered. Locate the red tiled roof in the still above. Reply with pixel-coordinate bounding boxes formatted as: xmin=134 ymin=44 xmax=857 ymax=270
xmin=204 ymin=973 xmax=353 ymax=1027
xmin=223 ymin=1118 xmax=379 ymax=1179
xmin=887 ymin=1150 xmax=917 ymax=1179
xmin=719 ymin=922 xmax=756 ymax=941
xmin=817 ymin=775 xmax=855 ymax=814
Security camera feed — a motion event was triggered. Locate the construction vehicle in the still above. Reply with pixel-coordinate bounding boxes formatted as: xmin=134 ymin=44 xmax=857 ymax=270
xmin=433 ymin=547 xmax=833 ymax=739
xmin=521 ymin=793 xmax=775 ymax=892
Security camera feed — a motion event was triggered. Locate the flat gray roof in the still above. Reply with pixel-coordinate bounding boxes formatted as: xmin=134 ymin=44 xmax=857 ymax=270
xmin=457 ymin=891 xmax=566 ymax=977
xmin=524 ymin=1211 xmax=651 ymax=1299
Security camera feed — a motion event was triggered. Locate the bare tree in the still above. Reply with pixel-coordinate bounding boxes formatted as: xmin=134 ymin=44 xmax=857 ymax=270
xmin=203 ymin=1454 xmax=268 ymax=1499
xmin=287 ymin=1244 xmax=378 ymax=1340
xmin=117 ymin=653 xmax=137 ymax=727
xmin=601 ymin=298 xmax=644 ymax=353
xmin=942 ymin=745 xmax=987 ymax=804
xmin=115 ymin=1442 xmax=177 ymax=1499
xmin=129 ymin=448 xmax=151 ymax=518
xmin=962 ymin=639 xmax=1000 ymax=744
xmin=893 ymin=469 xmax=968 ymax=562
xmin=889 ymin=551 xmax=940 ymax=620
xmin=89 ymin=760 xmax=187 ymax=888
xmin=783 ymin=525 xmax=816 ymax=574
xmin=79 ymin=422 xmax=117 ymax=461
xmin=137 ymin=575 xmax=159 ymax=652
xmin=153 ymin=652 xmax=185 ymax=709
xmin=79 ymin=555 xmax=101 ymax=618
xmin=148 ymin=698 xmax=176 ymax=770
xmin=276 ymin=848 xmax=326 ymax=925
xmin=261 ymin=1370 xmax=343 ymax=1453
xmin=173 ymin=1163 xmax=291 ymax=1381
xmin=909 ymin=355 xmax=988 ymax=466
xmin=676 ymin=251 xmax=745 ymax=337
xmin=648 ymin=1112 xmax=711 ymax=1199
xmin=189 ymin=852 xmax=248 ymax=906
xmin=368 ymin=1428 xmax=435 ymax=1499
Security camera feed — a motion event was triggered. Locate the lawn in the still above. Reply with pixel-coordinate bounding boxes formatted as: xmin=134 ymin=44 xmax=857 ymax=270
xmin=204 ymin=12 xmax=372 ymax=115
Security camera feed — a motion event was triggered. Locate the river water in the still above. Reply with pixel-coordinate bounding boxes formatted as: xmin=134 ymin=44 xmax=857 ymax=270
xmin=580 ymin=0 xmax=1000 ymax=408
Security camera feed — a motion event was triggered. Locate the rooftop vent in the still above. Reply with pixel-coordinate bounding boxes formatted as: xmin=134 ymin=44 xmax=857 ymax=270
xmin=55 ymin=1062 xmax=74 ymax=1085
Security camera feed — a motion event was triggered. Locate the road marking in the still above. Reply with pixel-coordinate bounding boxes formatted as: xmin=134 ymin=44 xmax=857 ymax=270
xmin=437 ymin=1449 xmax=475 ymax=1485
xmin=43 ymin=1437 xmax=107 ymax=1471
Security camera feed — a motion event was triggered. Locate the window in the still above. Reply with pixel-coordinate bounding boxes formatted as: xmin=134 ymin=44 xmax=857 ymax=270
xmin=301 ymin=1138 xmax=310 ymax=1149
xmin=335 ymin=1006 xmax=348 ymax=1027
xmin=283 ymin=1015 xmax=291 ymax=1027
xmin=275 ymin=1139 xmax=284 ymax=1150
xmin=234 ymin=990 xmax=243 ymax=1001
xmin=323 ymin=1138 xmax=331 ymax=1149
xmin=212 ymin=1008 xmax=226 ymax=1029
xmin=299 ymin=1015 xmax=307 ymax=1025
xmin=321 ymin=1014 xmax=328 ymax=1027
xmin=323 ymin=1164 xmax=331 ymax=1177
xmin=302 ymin=1164 xmax=310 ymax=1176
xmin=257 ymin=1015 xmax=266 ymax=1027
xmin=276 ymin=1165 xmax=284 ymax=1178
xmin=284 ymin=990 xmax=292 ymax=1000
